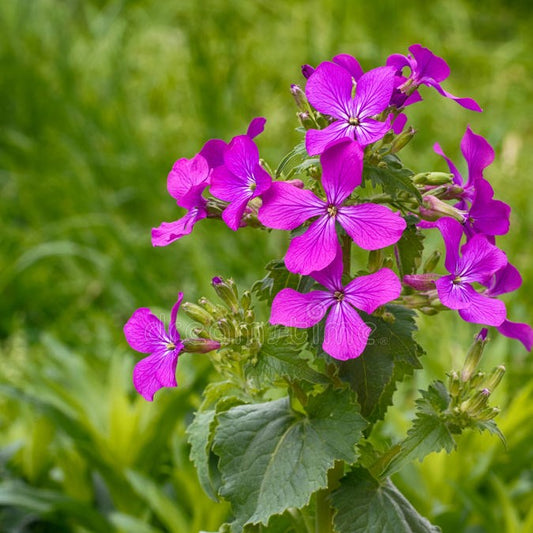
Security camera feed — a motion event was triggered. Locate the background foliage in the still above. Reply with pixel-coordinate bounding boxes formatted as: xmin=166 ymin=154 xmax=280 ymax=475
xmin=1 ymin=0 xmax=532 ymax=531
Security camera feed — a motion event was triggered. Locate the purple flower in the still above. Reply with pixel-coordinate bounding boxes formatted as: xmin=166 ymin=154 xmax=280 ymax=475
xmin=387 ymin=44 xmax=482 ymax=112
xmin=304 ymin=62 xmax=396 ymax=155
xmin=124 ymin=294 xmax=185 ymax=401
xmin=270 ymin=247 xmax=402 ymax=360
xmin=434 ymin=218 xmax=507 ymax=326
xmin=486 ymin=263 xmax=533 ymax=350
xmin=151 ymin=154 xmax=210 ymax=246
xmin=301 ymin=54 xmax=364 ymax=82
xmin=210 ymin=129 xmax=272 ymax=231
xmin=258 ymin=141 xmax=406 ymax=275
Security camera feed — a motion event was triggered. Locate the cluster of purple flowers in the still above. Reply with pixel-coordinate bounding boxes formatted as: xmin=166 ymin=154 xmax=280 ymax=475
xmin=124 ymin=44 xmax=530 ymax=401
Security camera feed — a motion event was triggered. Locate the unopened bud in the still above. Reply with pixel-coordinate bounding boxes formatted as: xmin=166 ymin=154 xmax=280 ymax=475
xmin=382 ymin=256 xmax=394 ymax=269
xmin=308 ymin=165 xmax=321 ymax=180
xmin=403 ymin=273 xmax=439 ymax=291
xmin=477 ymin=406 xmax=500 ymax=421
xmin=198 ymin=297 xmax=226 ymax=319
xmin=183 ymin=338 xmax=221 ymax=354
xmin=240 ymin=290 xmax=252 ymax=310
xmin=244 ymin=309 xmax=255 ymax=323
xmin=461 ymin=329 xmax=489 ymax=381
xmin=297 ymin=112 xmax=314 ymax=129
xmin=367 ymin=249 xmax=384 ymax=273
xmin=390 ymin=127 xmax=416 ymax=153
xmin=301 ymin=64 xmax=314 ymax=79
xmin=423 ymin=251 xmax=441 ymax=273
xmin=291 ymin=84 xmax=307 ymax=111
xmin=420 ymin=306 xmax=439 ymax=315
xmin=448 ymin=371 xmax=461 ymax=396
xmin=212 ymin=277 xmax=239 ymax=313
xmin=460 ymin=388 xmax=491 ymax=415
xmin=286 ymin=179 xmax=305 ymax=189
xmin=483 ymin=365 xmax=506 ymax=392
xmin=419 ymin=195 xmax=466 ymax=222
xmin=216 ymin=318 xmax=238 ymax=340
xmin=413 ymin=172 xmax=453 ymax=186
xmin=182 ymin=302 xmax=214 ymax=326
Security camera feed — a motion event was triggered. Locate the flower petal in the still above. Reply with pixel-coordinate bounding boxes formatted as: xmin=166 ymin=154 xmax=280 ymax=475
xmin=337 ymin=204 xmax=406 ymax=250
xmin=468 ymin=179 xmax=510 ymax=236
xmin=460 ymin=126 xmax=494 ymax=185
xmin=167 ymin=155 xmax=210 ymax=209
xmin=332 ymin=54 xmax=364 ymax=80
xmin=344 ymin=268 xmax=402 ymax=314
xmin=305 ymin=121 xmax=353 ymax=156
xmin=168 ymin=293 xmax=184 ymax=341
xmin=133 ymin=347 xmax=179 ymax=401
xmin=199 ymin=139 xmax=227 ymax=172
xmin=425 ymin=79 xmax=482 ymax=112
xmin=435 ymin=276 xmax=473 ymax=310
xmin=210 ymin=165 xmax=247 ymax=202
xmin=433 ymin=142 xmax=463 ymax=187
xmin=246 ymin=116 xmax=266 ymax=139
xmin=355 ymin=116 xmax=393 ymax=146
xmin=151 ymin=206 xmax=207 ymax=246
xmin=497 ymin=320 xmax=533 ymax=351
xmin=258 ymin=181 xmax=324 ymax=230
xmin=270 ymin=288 xmax=332 ymax=328
xmin=310 ymin=243 xmax=344 ymax=292
xmin=457 ymin=290 xmax=506 ymax=327
xmin=285 ymin=215 xmax=338 ymax=275
xmin=458 ymin=234 xmax=507 ymax=284
xmin=306 ymin=61 xmax=353 ymax=119
xmin=321 ymin=140 xmax=363 ymax=205
xmin=409 ymin=44 xmax=450 ymax=83
xmin=323 ymin=302 xmax=370 ymax=360
xmin=221 ymin=191 xmax=253 ymax=231
xmin=124 ymin=309 xmax=167 ymax=353
xmin=436 ymin=217 xmax=464 ymax=273
xmin=354 ymin=66 xmax=396 ymax=117
xmin=488 ymin=263 xmax=522 ymax=296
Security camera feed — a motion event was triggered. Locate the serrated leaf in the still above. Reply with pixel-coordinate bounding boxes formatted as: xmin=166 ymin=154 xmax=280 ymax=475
xmin=338 ymin=305 xmax=424 ymax=422
xmin=245 ymin=327 xmax=329 ymax=387
xmin=213 ymin=388 xmax=367 ymax=532
xmin=331 ymin=468 xmax=441 ymax=533
xmin=363 ymin=157 xmax=422 ymax=203
xmin=395 ymin=218 xmax=425 ymax=277
xmin=252 ymin=260 xmax=315 ymax=306
xmin=187 ymin=410 xmax=220 ymax=501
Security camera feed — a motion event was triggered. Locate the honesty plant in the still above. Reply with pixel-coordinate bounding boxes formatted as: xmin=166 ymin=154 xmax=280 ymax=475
xmin=124 ymin=44 xmax=531 ymax=532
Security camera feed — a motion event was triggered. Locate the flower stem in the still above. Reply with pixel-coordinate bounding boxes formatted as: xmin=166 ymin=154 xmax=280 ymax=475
xmin=341 ymin=234 xmax=351 ymax=275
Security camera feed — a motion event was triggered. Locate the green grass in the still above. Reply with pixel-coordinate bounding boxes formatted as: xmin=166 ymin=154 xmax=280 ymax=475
xmin=1 ymin=0 xmax=533 ymax=531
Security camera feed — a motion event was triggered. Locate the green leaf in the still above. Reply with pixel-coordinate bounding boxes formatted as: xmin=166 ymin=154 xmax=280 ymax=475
xmin=213 ymin=388 xmax=367 ymax=531
xmin=331 ymin=468 xmax=441 ymax=533
xmin=380 ymin=382 xmax=456 ymax=478
xmin=244 ymin=327 xmax=329 ymax=388
xmin=394 ymin=216 xmax=425 ymax=277
xmin=275 ymin=141 xmax=307 ymax=178
xmin=363 ymin=156 xmax=422 ymax=204
xmin=338 ymin=305 xmax=424 ymax=422
xmin=252 ymin=260 xmax=315 ymax=306
xmin=187 ymin=410 xmax=220 ymax=501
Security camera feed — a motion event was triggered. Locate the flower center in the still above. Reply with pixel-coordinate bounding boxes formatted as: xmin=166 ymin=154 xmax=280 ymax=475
xmin=248 ymin=182 xmax=257 ymax=192
xmin=452 ymin=276 xmax=462 ymax=285
xmin=327 ymin=204 xmax=338 ymax=217
xmin=348 ymin=117 xmax=360 ymax=126
xmin=334 ymin=290 xmax=345 ymax=301
xmin=166 ymin=342 xmax=176 ymax=351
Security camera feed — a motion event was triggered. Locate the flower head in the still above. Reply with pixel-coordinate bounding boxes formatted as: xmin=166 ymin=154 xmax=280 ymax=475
xmin=270 ymin=247 xmax=401 ymax=360
xmin=259 ymin=140 xmax=406 ymax=274
xmin=304 ymin=63 xmax=396 ymax=155
xmin=124 ymin=294 xmax=185 ymax=401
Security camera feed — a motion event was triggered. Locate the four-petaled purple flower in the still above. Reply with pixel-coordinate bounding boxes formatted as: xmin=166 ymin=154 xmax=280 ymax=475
xmin=387 ymin=44 xmax=482 ymax=112
xmin=259 ymin=140 xmax=406 ymax=275
xmin=304 ymin=63 xmax=396 ymax=155
xmin=124 ymin=294 xmax=185 ymax=401
xmin=270 ymin=246 xmax=402 ymax=360
xmin=433 ymin=218 xmax=508 ymax=326
xmin=210 ymin=129 xmax=272 ymax=231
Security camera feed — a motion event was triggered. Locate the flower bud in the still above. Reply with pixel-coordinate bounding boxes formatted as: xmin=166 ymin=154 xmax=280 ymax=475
xmin=244 ymin=309 xmax=255 ymax=324
xmin=461 ymin=329 xmax=489 ymax=382
xmin=413 ymin=172 xmax=453 ymax=186
xmin=301 ymin=64 xmax=314 ymax=79
xmin=212 ymin=277 xmax=239 ymax=313
xmin=448 ymin=371 xmax=461 ymax=397
xmin=198 ymin=297 xmax=227 ymax=319
xmin=423 ymin=251 xmax=441 ymax=273
xmin=216 ymin=318 xmax=238 ymax=341
xmin=460 ymin=388 xmax=491 ymax=415
xmin=240 ymin=290 xmax=252 ymax=310
xmin=367 ymin=249 xmax=384 ymax=273
xmin=182 ymin=302 xmax=214 ymax=326
xmin=419 ymin=195 xmax=466 ymax=222
xmin=290 ymin=84 xmax=307 ymax=111
xmin=297 ymin=112 xmax=315 ymax=129
xmin=183 ymin=338 xmax=221 ymax=354
xmin=477 ymin=406 xmax=500 ymax=421
xmin=483 ymin=365 xmax=506 ymax=392
xmin=382 ymin=256 xmax=394 ymax=269
xmin=390 ymin=127 xmax=416 ymax=153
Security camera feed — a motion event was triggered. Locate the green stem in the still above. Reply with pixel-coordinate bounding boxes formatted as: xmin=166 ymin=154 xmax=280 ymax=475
xmin=315 ymin=461 xmax=345 ymax=532
xmin=341 ymin=234 xmax=351 ymax=276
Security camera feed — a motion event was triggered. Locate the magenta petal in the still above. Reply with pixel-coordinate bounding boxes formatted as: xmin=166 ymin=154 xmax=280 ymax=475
xmin=332 ymin=54 xmax=364 ymax=80
xmin=355 ymin=116 xmax=393 ymax=146
xmin=497 ymin=320 xmax=533 ymax=351
xmin=386 ymin=53 xmax=411 ymax=73
xmin=270 ymin=288 xmax=332 ymax=328
xmin=458 ymin=235 xmax=507 ymax=283
xmin=403 ymin=273 xmax=440 ymax=291
xmin=246 ymin=117 xmax=266 ymax=139
xmin=426 ymin=79 xmax=482 ymax=112
xmin=210 ymin=165 xmax=246 ymax=201
xmin=124 ymin=309 xmax=166 ymax=353
xmin=469 ymin=180 xmax=510 ymax=236
xmin=323 ymin=302 xmax=370 ymax=360
xmin=337 ymin=204 xmax=406 ymax=250
xmin=436 ymin=217 xmax=464 ymax=272
xmin=310 ymin=243 xmax=344 ymax=292
xmin=433 ymin=142 xmax=463 ymax=187
xmin=344 ymin=268 xmax=401 ymax=314
xmin=391 ymin=113 xmax=407 ymax=134
xmin=168 ymin=293 xmax=184 ymax=340
xmin=151 ymin=207 xmax=206 ymax=246
xmin=199 ymin=139 xmax=227 ymax=172
xmin=488 ymin=263 xmax=522 ymax=296
xmin=305 ymin=121 xmax=353 ymax=156
xmin=221 ymin=191 xmax=252 ymax=231
xmin=133 ymin=348 xmax=179 ymax=402
xmin=285 ymin=215 xmax=338 ymax=275
xmin=435 ymin=276 xmax=474 ymax=310
xmin=409 ymin=44 xmax=450 ymax=83
xmin=167 ymin=155 xmax=210 ymax=208
xmin=354 ymin=66 xmax=396 ymax=117
xmin=223 ymin=135 xmax=260 ymax=179
xmin=457 ymin=291 xmax=506 ymax=327
xmin=306 ymin=61 xmax=353 ymax=119
xmin=258 ymin=181 xmax=324 ymax=230
xmin=460 ymin=126 xmax=494 ymax=184
xmin=321 ymin=140 xmax=363 ymax=205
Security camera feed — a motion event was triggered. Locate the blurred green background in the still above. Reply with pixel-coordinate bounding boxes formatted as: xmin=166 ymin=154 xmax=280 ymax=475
xmin=1 ymin=0 xmax=532 ymax=531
